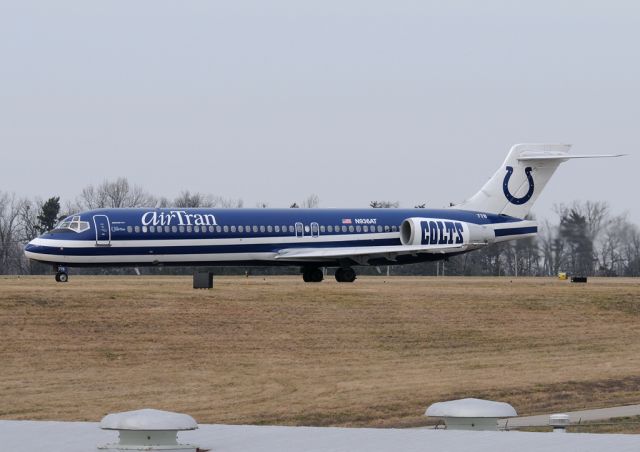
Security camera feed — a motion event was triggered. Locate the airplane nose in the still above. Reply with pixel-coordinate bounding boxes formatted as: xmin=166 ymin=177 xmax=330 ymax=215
xmin=24 ymin=237 xmax=45 ymax=254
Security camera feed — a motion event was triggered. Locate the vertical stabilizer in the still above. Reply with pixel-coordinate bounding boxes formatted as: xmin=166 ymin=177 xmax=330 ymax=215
xmin=457 ymin=143 xmax=622 ymax=219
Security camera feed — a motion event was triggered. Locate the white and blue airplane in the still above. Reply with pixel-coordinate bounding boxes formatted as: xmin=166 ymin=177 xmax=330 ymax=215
xmin=25 ymin=144 xmax=621 ymax=283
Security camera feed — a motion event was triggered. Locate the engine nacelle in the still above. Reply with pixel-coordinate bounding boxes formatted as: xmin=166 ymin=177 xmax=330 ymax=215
xmin=399 ymin=217 xmax=494 ymax=247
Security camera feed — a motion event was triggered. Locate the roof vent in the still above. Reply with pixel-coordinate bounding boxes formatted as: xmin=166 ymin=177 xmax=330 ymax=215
xmin=549 ymin=413 xmax=570 ymax=433
xmin=98 ymin=408 xmax=198 ymax=451
xmin=426 ymin=398 xmax=517 ymax=431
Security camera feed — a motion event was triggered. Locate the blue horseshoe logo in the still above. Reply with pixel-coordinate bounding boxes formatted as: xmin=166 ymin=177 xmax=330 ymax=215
xmin=503 ymin=166 xmax=534 ymax=205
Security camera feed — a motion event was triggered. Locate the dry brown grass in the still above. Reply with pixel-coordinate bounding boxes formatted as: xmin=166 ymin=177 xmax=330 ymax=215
xmin=1 ymin=275 xmax=639 ymax=427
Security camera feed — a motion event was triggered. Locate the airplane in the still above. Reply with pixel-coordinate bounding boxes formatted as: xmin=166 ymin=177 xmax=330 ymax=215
xmin=24 ymin=144 xmax=622 ymax=283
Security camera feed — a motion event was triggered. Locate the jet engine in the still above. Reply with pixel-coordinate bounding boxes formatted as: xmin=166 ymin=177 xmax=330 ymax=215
xmin=399 ymin=217 xmax=494 ymax=247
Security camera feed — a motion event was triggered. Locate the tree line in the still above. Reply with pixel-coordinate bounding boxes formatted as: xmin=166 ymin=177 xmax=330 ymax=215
xmin=1 ymin=178 xmax=639 ymax=276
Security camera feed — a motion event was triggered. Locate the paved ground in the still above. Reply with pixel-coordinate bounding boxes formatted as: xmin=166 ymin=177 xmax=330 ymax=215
xmin=499 ymin=404 xmax=640 ymax=428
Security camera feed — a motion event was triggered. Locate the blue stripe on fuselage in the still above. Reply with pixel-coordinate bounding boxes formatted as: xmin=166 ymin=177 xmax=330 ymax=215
xmin=41 ymin=208 xmax=521 ymax=242
xmin=28 ymin=238 xmax=402 ymax=256
xmin=494 ymin=226 xmax=537 ymax=237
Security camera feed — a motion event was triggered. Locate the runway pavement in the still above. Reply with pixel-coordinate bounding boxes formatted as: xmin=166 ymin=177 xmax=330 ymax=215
xmin=500 ymin=404 xmax=640 ymax=428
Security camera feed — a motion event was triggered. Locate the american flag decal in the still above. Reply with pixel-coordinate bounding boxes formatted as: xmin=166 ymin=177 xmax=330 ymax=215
xmin=342 ymin=218 xmax=352 ymax=224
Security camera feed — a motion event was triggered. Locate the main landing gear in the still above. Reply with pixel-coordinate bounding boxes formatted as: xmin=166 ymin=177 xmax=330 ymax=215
xmin=334 ymin=267 xmax=356 ymax=283
xmin=54 ymin=265 xmax=69 ymax=283
xmin=301 ymin=266 xmax=357 ymax=283
xmin=302 ymin=267 xmax=324 ymax=283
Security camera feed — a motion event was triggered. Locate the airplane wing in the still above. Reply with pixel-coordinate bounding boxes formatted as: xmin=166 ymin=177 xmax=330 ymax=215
xmin=274 ymin=244 xmax=466 ymax=262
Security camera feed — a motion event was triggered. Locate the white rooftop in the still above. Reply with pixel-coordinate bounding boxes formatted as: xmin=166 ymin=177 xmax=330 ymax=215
xmin=2 ymin=420 xmax=639 ymax=452
xmin=426 ymin=398 xmax=518 ymax=418
xmin=100 ymin=408 xmax=198 ymax=431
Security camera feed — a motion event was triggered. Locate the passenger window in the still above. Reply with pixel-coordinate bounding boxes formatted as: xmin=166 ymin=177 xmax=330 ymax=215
xmin=320 ymin=225 xmax=325 ymax=233
xmin=171 ymin=226 xmax=177 ymax=233
xmin=384 ymin=225 xmax=390 ymax=232
xmin=150 ymin=226 xmax=155 ymax=233
xmin=348 ymin=225 xmax=354 ymax=233
xmin=179 ymin=226 xmax=185 ymax=233
xmin=187 ymin=226 xmax=192 ymax=232
xmin=377 ymin=225 xmax=383 ymax=232
xmin=253 ymin=225 xmax=258 ymax=233
xmin=341 ymin=225 xmax=347 ymax=233
xmin=267 ymin=225 xmax=273 ymax=233
xmin=356 ymin=225 xmax=361 ymax=232
xmin=275 ymin=225 xmax=280 ymax=233
xmin=363 ymin=225 xmax=368 ymax=232
xmin=288 ymin=225 xmax=294 ymax=233
xmin=216 ymin=226 xmax=222 ymax=233
xmin=142 ymin=226 xmax=148 ymax=233
xmin=209 ymin=225 xmax=214 ymax=233
xmin=194 ymin=226 xmax=200 ymax=233
xmin=231 ymin=226 xmax=236 ymax=232
xmin=127 ymin=226 xmax=132 ymax=233
xmin=260 ymin=225 xmax=265 ymax=233
xmin=392 ymin=225 xmax=398 ymax=232
xmin=238 ymin=225 xmax=244 ymax=233
xmin=327 ymin=225 xmax=333 ymax=233
xmin=223 ymin=226 xmax=229 ymax=232
xmin=164 ymin=226 xmax=170 ymax=233
xmin=134 ymin=226 xmax=140 ymax=233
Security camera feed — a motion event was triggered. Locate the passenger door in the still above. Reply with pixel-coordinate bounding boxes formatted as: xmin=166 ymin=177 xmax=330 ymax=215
xmin=93 ymin=215 xmax=111 ymax=246
xmin=310 ymin=222 xmax=320 ymax=238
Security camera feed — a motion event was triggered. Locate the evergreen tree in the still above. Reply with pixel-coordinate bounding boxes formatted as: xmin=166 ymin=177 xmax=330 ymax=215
xmin=37 ymin=197 xmax=60 ymax=233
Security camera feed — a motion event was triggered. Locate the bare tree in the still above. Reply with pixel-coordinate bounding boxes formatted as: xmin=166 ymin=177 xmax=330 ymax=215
xmin=155 ymin=197 xmax=171 ymax=208
xmin=301 ymin=194 xmax=320 ymax=208
xmin=539 ymin=219 xmax=564 ymax=276
xmin=288 ymin=195 xmax=319 ymax=209
xmin=370 ymin=200 xmax=399 ymax=208
xmin=0 ymin=192 xmax=28 ymax=274
xmin=216 ymin=197 xmax=243 ymax=208
xmin=623 ymin=225 xmax=640 ymax=276
xmin=77 ymin=177 xmax=156 ymax=209
xmin=174 ymin=191 xmax=217 ymax=208
xmin=19 ymin=199 xmax=40 ymax=242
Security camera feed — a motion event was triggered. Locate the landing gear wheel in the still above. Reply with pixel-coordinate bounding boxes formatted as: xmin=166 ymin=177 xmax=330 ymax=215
xmin=55 ymin=272 xmax=68 ymax=283
xmin=302 ymin=267 xmax=324 ymax=283
xmin=335 ymin=267 xmax=356 ymax=283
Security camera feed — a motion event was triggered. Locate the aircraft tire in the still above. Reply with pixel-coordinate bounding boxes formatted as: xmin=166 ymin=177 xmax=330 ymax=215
xmin=302 ymin=268 xmax=323 ymax=283
xmin=56 ymin=272 xmax=68 ymax=283
xmin=335 ymin=267 xmax=356 ymax=283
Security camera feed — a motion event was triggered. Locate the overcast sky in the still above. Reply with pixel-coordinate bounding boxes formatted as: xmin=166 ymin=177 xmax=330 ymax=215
xmin=1 ymin=1 xmax=638 ymax=223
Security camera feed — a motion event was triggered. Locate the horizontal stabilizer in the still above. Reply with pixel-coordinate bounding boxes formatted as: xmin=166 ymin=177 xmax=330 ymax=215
xmin=518 ymin=152 xmax=626 ymax=161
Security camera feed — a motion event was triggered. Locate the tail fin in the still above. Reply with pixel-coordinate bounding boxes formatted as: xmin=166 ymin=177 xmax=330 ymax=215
xmin=457 ymin=143 xmax=623 ymax=219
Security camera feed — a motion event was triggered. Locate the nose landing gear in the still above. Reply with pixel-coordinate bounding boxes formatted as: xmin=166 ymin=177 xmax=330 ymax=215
xmin=54 ymin=266 xmax=69 ymax=283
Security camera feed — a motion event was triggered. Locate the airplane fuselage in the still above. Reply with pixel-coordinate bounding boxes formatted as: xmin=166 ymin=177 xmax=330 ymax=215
xmin=25 ymin=207 xmax=535 ymax=271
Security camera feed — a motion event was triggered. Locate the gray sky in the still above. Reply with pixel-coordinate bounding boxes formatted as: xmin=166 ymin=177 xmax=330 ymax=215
xmin=1 ymin=1 xmax=638 ymax=223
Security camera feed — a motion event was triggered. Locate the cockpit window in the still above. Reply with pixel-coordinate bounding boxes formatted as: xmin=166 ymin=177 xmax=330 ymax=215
xmin=54 ymin=215 xmax=91 ymax=233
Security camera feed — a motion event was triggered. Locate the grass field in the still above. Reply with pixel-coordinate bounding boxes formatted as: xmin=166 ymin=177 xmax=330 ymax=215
xmin=1 ymin=275 xmax=639 ymax=428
